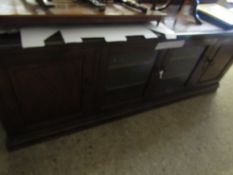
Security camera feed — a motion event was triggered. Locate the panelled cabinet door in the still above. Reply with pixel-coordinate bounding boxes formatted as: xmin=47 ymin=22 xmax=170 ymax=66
xmin=0 ymin=45 xmax=95 ymax=133
xmin=188 ymin=39 xmax=233 ymax=86
xmin=99 ymin=38 xmax=158 ymax=110
xmin=147 ymin=39 xmax=211 ymax=97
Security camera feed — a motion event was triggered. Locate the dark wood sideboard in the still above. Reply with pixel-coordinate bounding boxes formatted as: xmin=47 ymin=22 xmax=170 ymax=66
xmin=0 ymin=24 xmax=233 ymax=149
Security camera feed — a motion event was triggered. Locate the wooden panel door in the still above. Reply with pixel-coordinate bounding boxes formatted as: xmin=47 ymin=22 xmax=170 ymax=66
xmin=188 ymin=39 xmax=233 ymax=86
xmin=0 ymin=44 xmax=96 ymax=133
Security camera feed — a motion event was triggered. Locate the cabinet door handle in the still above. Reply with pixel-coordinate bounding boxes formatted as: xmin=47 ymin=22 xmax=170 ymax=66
xmin=206 ymin=56 xmax=215 ymax=65
xmin=159 ymin=70 xmax=165 ymax=80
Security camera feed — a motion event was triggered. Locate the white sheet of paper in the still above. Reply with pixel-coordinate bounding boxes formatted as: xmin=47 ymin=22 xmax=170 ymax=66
xmin=20 ymin=28 xmax=58 ymax=48
xmin=60 ymin=25 xmax=158 ymax=43
xmin=155 ymin=40 xmax=185 ymax=50
xmin=20 ymin=25 xmax=158 ymax=48
xmin=197 ymin=4 xmax=233 ymax=25
xmin=148 ymin=22 xmax=177 ymax=39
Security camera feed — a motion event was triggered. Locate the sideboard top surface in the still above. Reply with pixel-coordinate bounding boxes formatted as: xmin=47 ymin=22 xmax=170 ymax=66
xmin=0 ymin=0 xmax=166 ymax=25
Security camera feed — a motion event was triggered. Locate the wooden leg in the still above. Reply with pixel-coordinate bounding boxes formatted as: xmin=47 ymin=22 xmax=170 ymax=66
xmin=172 ymin=0 xmax=185 ymax=27
xmin=151 ymin=0 xmax=156 ymax=10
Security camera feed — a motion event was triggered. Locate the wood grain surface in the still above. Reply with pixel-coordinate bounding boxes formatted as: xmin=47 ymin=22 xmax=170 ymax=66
xmin=0 ymin=0 xmax=166 ymax=26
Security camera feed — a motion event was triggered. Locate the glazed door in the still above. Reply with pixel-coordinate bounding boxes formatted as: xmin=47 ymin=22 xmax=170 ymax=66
xmin=99 ymin=38 xmax=158 ymax=109
xmin=147 ymin=40 xmax=209 ymax=96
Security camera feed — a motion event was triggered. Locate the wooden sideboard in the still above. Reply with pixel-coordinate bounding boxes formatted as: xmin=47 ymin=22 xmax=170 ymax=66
xmin=0 ymin=27 xmax=233 ymax=149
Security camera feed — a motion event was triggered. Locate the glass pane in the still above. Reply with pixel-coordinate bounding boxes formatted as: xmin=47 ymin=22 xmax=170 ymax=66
xmin=109 ymin=50 xmax=156 ymax=68
xmin=107 ymin=63 xmax=154 ymax=90
xmin=106 ymin=51 xmax=157 ymax=90
xmin=164 ymin=46 xmax=205 ymax=82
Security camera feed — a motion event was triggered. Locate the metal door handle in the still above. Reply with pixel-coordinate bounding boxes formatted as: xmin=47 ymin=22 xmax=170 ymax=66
xmin=159 ymin=70 xmax=165 ymax=80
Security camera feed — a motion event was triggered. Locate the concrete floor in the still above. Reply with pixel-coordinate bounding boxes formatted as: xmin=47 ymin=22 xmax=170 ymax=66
xmin=0 ymin=68 xmax=233 ymax=175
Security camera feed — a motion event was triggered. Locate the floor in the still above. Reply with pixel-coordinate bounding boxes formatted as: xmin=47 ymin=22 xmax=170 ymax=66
xmin=0 ymin=68 xmax=233 ymax=175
